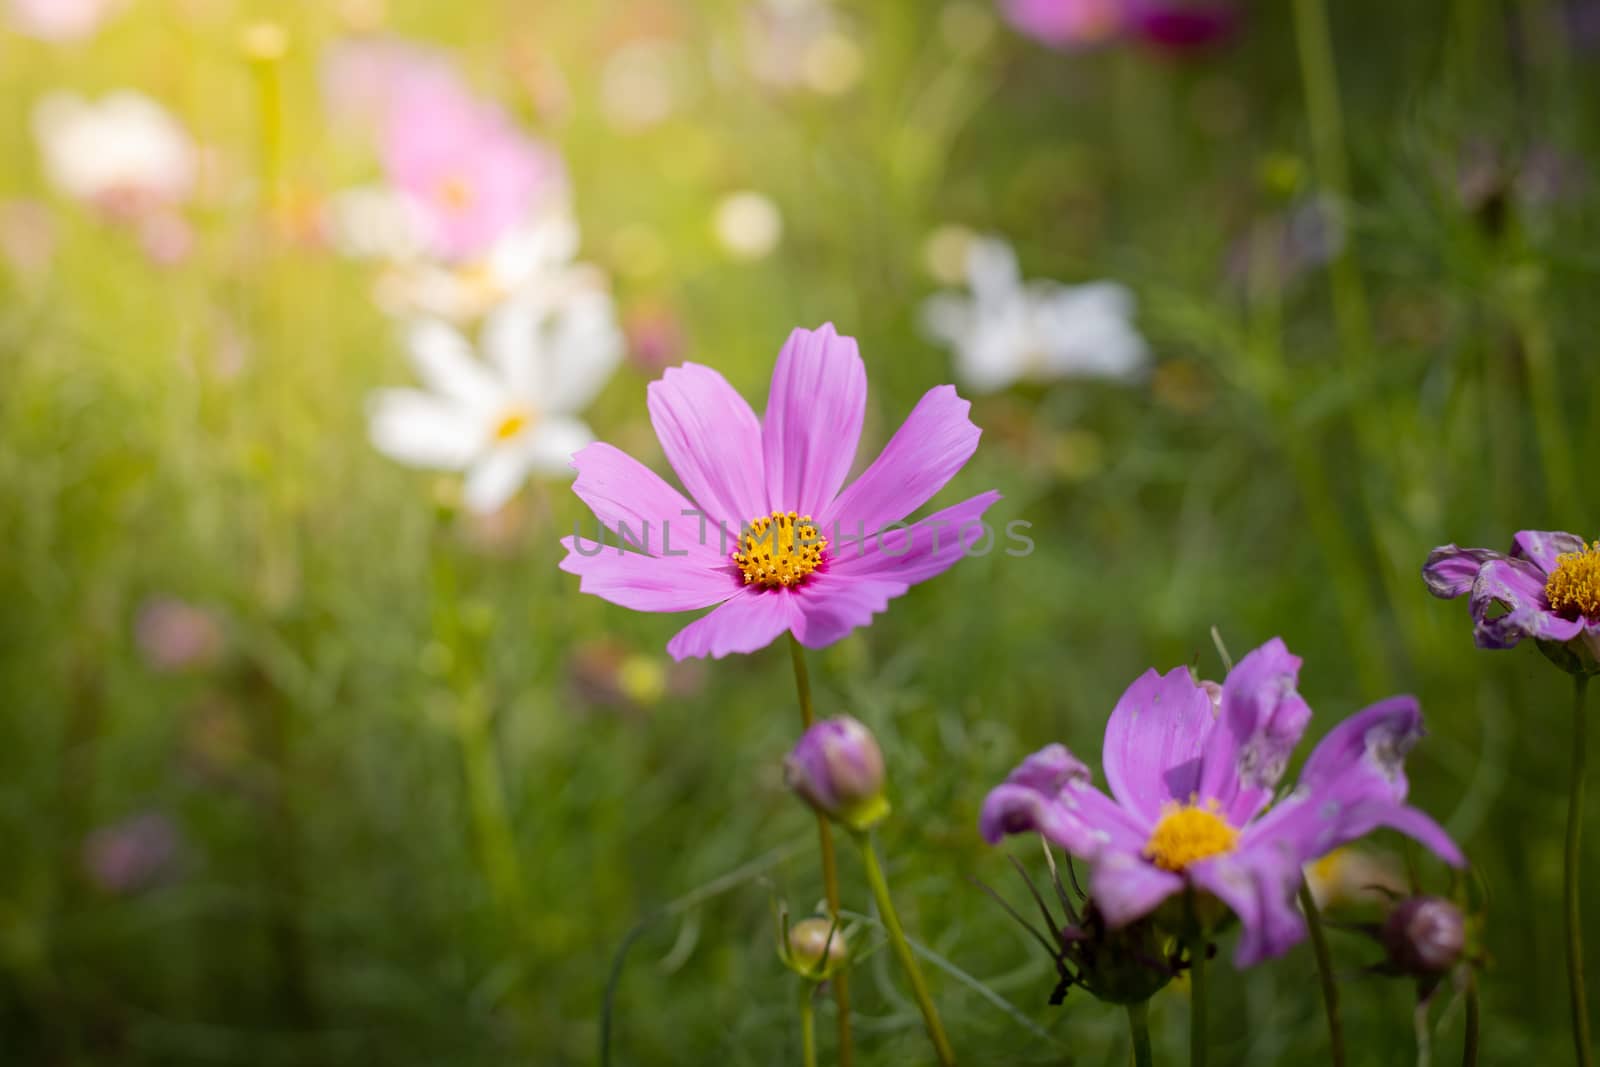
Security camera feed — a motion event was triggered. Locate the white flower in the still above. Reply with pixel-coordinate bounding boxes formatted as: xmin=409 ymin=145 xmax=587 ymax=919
xmin=330 ymin=194 xmax=583 ymax=324
xmin=8 ymin=0 xmax=126 ymax=42
xmin=368 ymin=282 xmax=623 ymax=513
xmin=921 ymin=235 xmax=1149 ymax=394
xmin=32 ymin=91 xmax=196 ymax=208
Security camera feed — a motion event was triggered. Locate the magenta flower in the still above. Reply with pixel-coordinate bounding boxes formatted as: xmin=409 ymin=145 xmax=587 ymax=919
xmin=1424 ymin=530 xmax=1600 ymax=662
xmin=999 ymin=0 xmax=1236 ymax=52
xmin=559 ymin=323 xmax=1000 ymax=661
xmin=980 ymin=639 xmax=1464 ymax=965
xmin=381 ymin=76 xmax=565 ymax=263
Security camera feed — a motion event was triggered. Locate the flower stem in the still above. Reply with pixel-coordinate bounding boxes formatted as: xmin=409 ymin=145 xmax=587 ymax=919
xmin=1188 ymin=928 xmax=1208 ymax=1067
xmin=1128 ymin=1000 xmax=1155 ymax=1067
xmin=1463 ymin=967 xmax=1479 ymax=1067
xmin=799 ymin=983 xmax=818 ymax=1067
xmin=1299 ymin=884 xmax=1346 ymax=1066
xmin=1566 ymin=673 xmax=1592 ymax=1067
xmin=789 ymin=635 xmax=854 ymax=1066
xmin=853 ymin=830 xmax=956 ymax=1065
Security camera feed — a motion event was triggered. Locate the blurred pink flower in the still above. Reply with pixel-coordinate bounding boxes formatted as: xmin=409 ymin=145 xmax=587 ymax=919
xmin=381 ymin=77 xmax=566 ymax=262
xmin=1000 ymin=0 xmax=1236 ymax=52
xmin=82 ymin=813 xmax=181 ymax=895
xmin=624 ymin=302 xmax=687 ymax=373
xmin=1001 ymin=0 xmax=1125 ymax=48
xmin=7 ymin=0 xmax=125 ymax=41
xmin=321 ymin=36 xmax=459 ymax=134
xmin=134 ymin=596 xmax=225 ymax=673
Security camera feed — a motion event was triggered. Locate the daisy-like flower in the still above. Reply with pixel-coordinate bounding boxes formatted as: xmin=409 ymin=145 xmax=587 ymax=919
xmin=33 ymin=90 xmax=196 ymax=213
xmin=559 ymin=323 xmax=1000 ymax=661
xmin=1424 ymin=530 xmax=1600 ymax=667
xmin=368 ymin=287 xmax=622 ymax=513
xmin=921 ymin=235 xmax=1148 ymax=394
xmin=979 ymin=638 xmax=1464 ymax=965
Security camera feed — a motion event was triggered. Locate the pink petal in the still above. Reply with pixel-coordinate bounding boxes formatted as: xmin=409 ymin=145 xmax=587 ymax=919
xmin=1088 ymin=851 xmax=1185 ymax=928
xmin=665 ymin=586 xmax=803 ymax=660
xmin=830 ymin=490 xmax=1002 ymax=585
xmin=1511 ymin=529 xmax=1585 ymax=572
xmin=1101 ymin=667 xmax=1217 ymax=824
xmin=571 ymin=443 xmax=726 ymax=563
xmin=791 ymin=574 xmax=908 ymax=650
xmin=822 ymin=385 xmax=982 ymax=534
xmin=1196 ymin=637 xmax=1311 ymax=825
xmin=1188 ymin=848 xmax=1306 ymax=967
xmin=559 ymin=536 xmax=734 ymax=613
xmin=762 ymin=324 xmax=866 ymax=517
xmin=647 ymin=363 xmax=767 ymax=529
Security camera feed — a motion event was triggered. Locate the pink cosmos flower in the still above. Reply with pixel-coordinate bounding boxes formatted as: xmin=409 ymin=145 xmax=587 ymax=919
xmin=980 ymin=639 xmax=1464 ymax=966
xmin=559 ymin=324 xmax=1000 ymax=661
xmin=381 ymin=76 xmax=566 ymax=263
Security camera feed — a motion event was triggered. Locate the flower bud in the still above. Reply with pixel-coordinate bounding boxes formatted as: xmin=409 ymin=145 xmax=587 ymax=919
xmin=1381 ymin=896 xmax=1466 ymax=977
xmin=784 ymin=716 xmax=890 ymax=831
xmin=783 ymin=917 xmax=848 ymax=981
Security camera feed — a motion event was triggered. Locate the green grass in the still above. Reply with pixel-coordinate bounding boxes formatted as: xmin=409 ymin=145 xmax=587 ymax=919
xmin=2 ymin=0 xmax=1597 ymax=1063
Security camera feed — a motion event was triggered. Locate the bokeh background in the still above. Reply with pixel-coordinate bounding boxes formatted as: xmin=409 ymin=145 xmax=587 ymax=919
xmin=2 ymin=0 xmax=1597 ymax=1063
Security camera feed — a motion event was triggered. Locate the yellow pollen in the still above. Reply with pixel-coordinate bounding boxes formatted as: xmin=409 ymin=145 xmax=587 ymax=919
xmin=733 ymin=511 xmax=827 ymax=589
xmin=439 ymin=175 xmax=475 ymax=212
xmin=493 ymin=409 xmax=532 ymax=441
xmin=1547 ymin=541 xmax=1600 ymax=620
xmin=1144 ymin=801 xmax=1238 ymax=872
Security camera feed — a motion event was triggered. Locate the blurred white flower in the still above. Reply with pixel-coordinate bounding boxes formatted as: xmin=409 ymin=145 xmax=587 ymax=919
xmin=920 ymin=234 xmax=1148 ymax=393
xmin=369 ymin=285 xmax=622 ymax=513
xmin=1304 ymin=846 xmax=1407 ymax=911
xmin=713 ymin=190 xmax=782 ymax=261
xmin=744 ymin=0 xmax=863 ymax=96
xmin=601 ymin=39 xmax=690 ymax=130
xmin=8 ymin=0 xmax=127 ymax=41
xmin=32 ymin=91 xmax=196 ymax=211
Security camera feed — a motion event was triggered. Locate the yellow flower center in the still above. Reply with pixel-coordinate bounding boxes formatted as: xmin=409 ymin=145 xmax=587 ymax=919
xmin=733 ymin=511 xmax=827 ymax=589
xmin=1546 ymin=541 xmax=1600 ymax=619
xmin=1144 ymin=801 xmax=1239 ymax=872
xmin=493 ymin=409 xmax=532 ymax=442
xmin=439 ymin=175 xmax=475 ymax=212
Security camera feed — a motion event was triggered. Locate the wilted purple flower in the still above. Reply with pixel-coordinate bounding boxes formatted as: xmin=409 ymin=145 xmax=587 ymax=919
xmin=1125 ymin=0 xmax=1238 ymax=52
xmin=82 ymin=813 xmax=181 ymax=894
xmin=786 ymin=715 xmax=890 ymax=831
xmin=1424 ymin=530 xmax=1600 ymax=667
xmin=980 ymin=639 xmax=1464 ymax=966
xmin=135 ymin=596 xmax=224 ymax=673
xmin=1381 ymin=895 xmax=1466 ymax=978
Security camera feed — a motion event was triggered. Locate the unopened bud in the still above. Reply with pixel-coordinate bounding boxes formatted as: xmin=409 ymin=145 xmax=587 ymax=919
xmin=784 ymin=917 xmax=848 ymax=980
xmin=785 ymin=716 xmax=889 ymax=831
xmin=1382 ymin=896 xmax=1465 ymax=977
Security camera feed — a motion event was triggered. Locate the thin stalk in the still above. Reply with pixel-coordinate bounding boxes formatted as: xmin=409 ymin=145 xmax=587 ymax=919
xmin=798 ymin=982 xmax=819 ymax=1067
xmin=1299 ymin=884 xmax=1346 ymax=1066
xmin=1189 ymin=928 xmax=1208 ymax=1067
xmin=1566 ymin=673 xmax=1592 ymax=1067
xmin=1463 ymin=967 xmax=1479 ymax=1067
xmin=1128 ymin=999 xmax=1154 ymax=1067
xmin=789 ymin=635 xmax=854 ymax=1065
xmin=854 ymin=831 xmax=956 ymax=1065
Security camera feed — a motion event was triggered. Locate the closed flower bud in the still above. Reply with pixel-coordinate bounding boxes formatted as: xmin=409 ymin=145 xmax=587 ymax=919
xmin=1382 ymin=896 xmax=1466 ymax=977
xmin=784 ymin=716 xmax=890 ymax=831
xmin=783 ymin=917 xmax=848 ymax=981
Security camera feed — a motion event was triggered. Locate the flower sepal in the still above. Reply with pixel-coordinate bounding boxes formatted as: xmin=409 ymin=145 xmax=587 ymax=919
xmin=1538 ymin=637 xmax=1600 ymax=678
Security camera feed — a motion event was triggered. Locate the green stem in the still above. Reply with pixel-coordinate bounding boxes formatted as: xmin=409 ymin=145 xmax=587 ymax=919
xmin=1566 ymin=673 xmax=1592 ymax=1067
xmin=1463 ymin=967 xmax=1479 ymax=1067
xmin=1128 ymin=1000 xmax=1154 ymax=1067
xmin=799 ymin=982 xmax=818 ymax=1067
xmin=1188 ymin=927 xmax=1208 ymax=1067
xmin=1299 ymin=884 xmax=1346 ymax=1067
xmin=854 ymin=831 xmax=956 ymax=1065
xmin=789 ymin=636 xmax=854 ymax=1066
